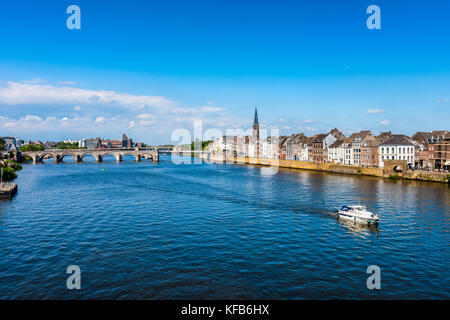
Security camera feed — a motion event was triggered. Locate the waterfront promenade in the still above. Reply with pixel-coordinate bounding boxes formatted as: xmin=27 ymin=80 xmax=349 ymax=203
xmin=203 ymin=154 xmax=450 ymax=183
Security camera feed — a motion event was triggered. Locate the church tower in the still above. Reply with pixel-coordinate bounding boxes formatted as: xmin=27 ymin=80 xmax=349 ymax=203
xmin=252 ymin=108 xmax=260 ymax=158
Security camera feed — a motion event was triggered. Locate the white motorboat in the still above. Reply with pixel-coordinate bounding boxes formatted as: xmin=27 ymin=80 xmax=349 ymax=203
xmin=335 ymin=205 xmax=380 ymax=225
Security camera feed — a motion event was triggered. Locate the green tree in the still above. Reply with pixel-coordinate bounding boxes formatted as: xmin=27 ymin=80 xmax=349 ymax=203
xmin=1 ymin=166 xmax=17 ymax=181
xmin=55 ymin=141 xmax=81 ymax=149
xmin=20 ymin=144 xmax=44 ymax=152
xmin=7 ymin=160 xmax=22 ymax=171
xmin=0 ymin=138 xmax=5 ymax=151
xmin=190 ymin=140 xmax=213 ymax=151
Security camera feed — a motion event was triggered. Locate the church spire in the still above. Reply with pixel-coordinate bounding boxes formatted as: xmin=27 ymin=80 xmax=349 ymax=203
xmin=253 ymin=108 xmax=259 ymax=127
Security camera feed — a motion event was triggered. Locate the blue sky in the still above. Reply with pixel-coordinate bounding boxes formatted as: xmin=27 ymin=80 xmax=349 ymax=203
xmin=0 ymin=0 xmax=449 ymax=144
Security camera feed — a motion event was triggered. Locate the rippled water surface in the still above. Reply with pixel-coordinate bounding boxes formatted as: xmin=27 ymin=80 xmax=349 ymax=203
xmin=0 ymin=156 xmax=449 ymax=299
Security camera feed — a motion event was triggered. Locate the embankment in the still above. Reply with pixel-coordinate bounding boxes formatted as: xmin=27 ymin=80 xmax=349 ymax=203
xmin=201 ymin=154 xmax=449 ymax=184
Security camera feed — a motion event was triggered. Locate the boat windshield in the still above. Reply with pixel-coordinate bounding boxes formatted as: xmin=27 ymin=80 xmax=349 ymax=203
xmin=349 ymin=205 xmax=365 ymax=210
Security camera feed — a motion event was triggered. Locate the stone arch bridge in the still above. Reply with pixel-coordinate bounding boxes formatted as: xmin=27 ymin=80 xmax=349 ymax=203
xmin=21 ymin=148 xmax=159 ymax=164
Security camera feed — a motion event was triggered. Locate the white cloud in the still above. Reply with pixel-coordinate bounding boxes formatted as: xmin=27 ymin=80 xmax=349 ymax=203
xmin=0 ymin=81 xmax=174 ymax=109
xmin=22 ymin=115 xmax=43 ymax=121
xmin=365 ymin=109 xmax=385 ymax=114
xmin=22 ymin=78 xmax=46 ymax=84
xmin=299 ymin=126 xmax=316 ymax=132
xmin=279 ymin=117 xmax=288 ymax=122
xmin=303 ymin=119 xmax=314 ymax=124
xmin=1 ymin=115 xmax=94 ymax=130
xmin=58 ymin=80 xmax=77 ymax=86
xmin=139 ymin=120 xmax=155 ymax=126
xmin=0 ymin=79 xmax=259 ymax=143
xmin=436 ymin=98 xmax=449 ymax=103
xmin=200 ymin=106 xmax=224 ymax=112
xmin=137 ymin=113 xmax=156 ymax=119
xmin=379 ymin=120 xmax=390 ymax=125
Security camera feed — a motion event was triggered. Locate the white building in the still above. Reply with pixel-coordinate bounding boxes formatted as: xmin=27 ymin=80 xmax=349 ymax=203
xmin=261 ymin=136 xmax=279 ymax=159
xmin=328 ymin=140 xmax=345 ymax=164
xmin=343 ymin=141 xmax=353 ymax=165
xmin=378 ymin=135 xmax=415 ymax=168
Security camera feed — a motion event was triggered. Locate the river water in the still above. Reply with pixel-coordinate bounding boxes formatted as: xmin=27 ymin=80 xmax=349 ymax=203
xmin=0 ymin=155 xmax=449 ymax=299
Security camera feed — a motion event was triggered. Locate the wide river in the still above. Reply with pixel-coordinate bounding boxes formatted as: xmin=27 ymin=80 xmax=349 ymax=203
xmin=0 ymin=155 xmax=449 ymax=299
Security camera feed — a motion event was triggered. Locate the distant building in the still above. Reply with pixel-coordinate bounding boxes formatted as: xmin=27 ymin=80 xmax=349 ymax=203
xmin=349 ymin=131 xmax=377 ymax=166
xmin=278 ymin=136 xmax=289 ymax=159
xmin=378 ymin=135 xmax=415 ymax=168
xmin=342 ymin=139 xmax=353 ymax=165
xmin=86 ymin=138 xmax=101 ymax=149
xmin=434 ymin=132 xmax=450 ymax=170
xmin=44 ymin=141 xmax=57 ymax=149
xmin=122 ymin=134 xmax=133 ymax=148
xmin=361 ymin=139 xmax=380 ymax=167
xmin=286 ymin=133 xmax=302 ymax=160
xmin=412 ymin=131 xmax=448 ymax=168
xmin=286 ymin=133 xmax=309 ymax=161
xmin=311 ymin=133 xmax=327 ymax=162
xmin=377 ymin=131 xmax=392 ymax=143
xmin=79 ymin=140 xmax=87 ymax=148
xmin=261 ymin=136 xmax=279 ymax=159
xmin=328 ymin=140 xmax=345 ymax=164
xmin=2 ymin=137 xmax=21 ymax=152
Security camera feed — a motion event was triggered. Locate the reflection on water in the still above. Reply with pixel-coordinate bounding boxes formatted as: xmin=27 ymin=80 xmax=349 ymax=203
xmin=337 ymin=218 xmax=380 ymax=237
xmin=0 ymin=156 xmax=449 ymax=299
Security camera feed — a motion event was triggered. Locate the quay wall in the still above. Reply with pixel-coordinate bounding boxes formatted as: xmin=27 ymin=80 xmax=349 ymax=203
xmin=0 ymin=183 xmax=18 ymax=198
xmin=201 ymin=154 xmax=449 ymax=183
xmin=403 ymin=171 xmax=450 ymax=183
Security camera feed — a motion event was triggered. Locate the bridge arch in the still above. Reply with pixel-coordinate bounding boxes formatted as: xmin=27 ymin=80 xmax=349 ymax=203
xmin=100 ymin=153 xmax=121 ymax=162
xmin=38 ymin=153 xmax=59 ymax=163
xmin=80 ymin=153 xmax=100 ymax=162
xmin=60 ymin=154 xmax=76 ymax=162
xmin=121 ymin=153 xmax=140 ymax=162
xmin=140 ymin=154 xmax=154 ymax=161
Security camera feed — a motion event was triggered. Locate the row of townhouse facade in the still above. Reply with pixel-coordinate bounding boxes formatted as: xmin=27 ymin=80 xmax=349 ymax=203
xmin=207 ymin=110 xmax=448 ymax=170
xmin=210 ymin=130 xmax=421 ymax=169
xmin=411 ymin=130 xmax=449 ymax=169
xmin=209 ymin=130 xmax=450 ymax=170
